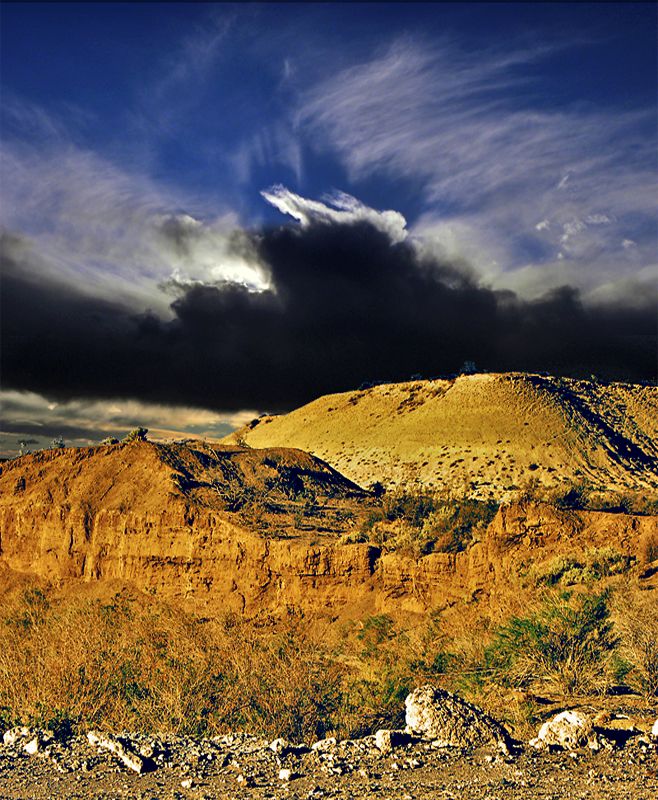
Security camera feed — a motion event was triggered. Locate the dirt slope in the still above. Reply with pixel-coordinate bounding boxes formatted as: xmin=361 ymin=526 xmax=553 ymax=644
xmin=225 ymin=373 xmax=658 ymax=499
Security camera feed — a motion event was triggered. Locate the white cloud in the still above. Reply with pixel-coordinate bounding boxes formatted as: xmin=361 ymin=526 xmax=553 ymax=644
xmin=261 ymin=184 xmax=408 ymax=243
xmin=556 ymin=173 xmax=571 ymax=190
xmin=0 ymin=141 xmax=271 ymax=313
xmin=230 ymin=122 xmax=303 ymax=186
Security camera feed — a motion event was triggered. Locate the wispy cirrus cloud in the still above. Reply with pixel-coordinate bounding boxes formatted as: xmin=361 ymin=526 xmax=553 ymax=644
xmin=296 ymin=37 xmax=657 ymax=298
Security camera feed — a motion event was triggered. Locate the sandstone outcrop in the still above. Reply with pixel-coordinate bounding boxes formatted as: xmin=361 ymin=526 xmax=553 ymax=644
xmin=1 ymin=440 xmax=656 ymax=618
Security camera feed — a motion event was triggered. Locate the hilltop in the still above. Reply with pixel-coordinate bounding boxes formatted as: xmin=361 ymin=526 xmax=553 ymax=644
xmin=225 ymin=373 xmax=658 ymax=500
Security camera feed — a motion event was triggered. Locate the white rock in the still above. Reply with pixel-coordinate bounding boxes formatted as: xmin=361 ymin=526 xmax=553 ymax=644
xmin=269 ymin=737 xmax=289 ymax=755
xmin=311 ymin=736 xmax=337 ymax=752
xmin=405 ymin=685 xmax=513 ymax=753
xmin=375 ymin=729 xmax=393 ymax=753
xmin=180 ymin=778 xmax=193 ymax=789
xmin=23 ymin=737 xmax=40 ymax=755
xmin=652 ymin=719 xmax=658 ymax=739
xmin=87 ymin=730 xmax=147 ymax=774
xmin=374 ymin=729 xmax=407 ymax=754
xmin=530 ymin=710 xmax=595 ymax=751
xmin=278 ymin=767 xmax=293 ymax=781
xmin=3 ymin=726 xmax=31 ymax=746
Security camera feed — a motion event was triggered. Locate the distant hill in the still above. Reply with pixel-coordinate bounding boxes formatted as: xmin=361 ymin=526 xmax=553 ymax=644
xmin=224 ymin=373 xmax=658 ymax=499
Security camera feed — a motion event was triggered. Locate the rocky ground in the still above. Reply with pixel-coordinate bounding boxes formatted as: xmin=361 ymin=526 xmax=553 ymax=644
xmin=1 ymin=689 xmax=656 ymax=800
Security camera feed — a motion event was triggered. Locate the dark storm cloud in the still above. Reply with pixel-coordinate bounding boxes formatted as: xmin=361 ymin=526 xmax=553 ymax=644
xmin=1 ymin=222 xmax=655 ymax=414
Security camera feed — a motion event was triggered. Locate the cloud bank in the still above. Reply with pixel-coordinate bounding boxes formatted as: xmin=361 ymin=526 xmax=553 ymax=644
xmin=0 ymin=142 xmax=271 ymax=314
xmin=3 ymin=201 xmax=655 ymax=420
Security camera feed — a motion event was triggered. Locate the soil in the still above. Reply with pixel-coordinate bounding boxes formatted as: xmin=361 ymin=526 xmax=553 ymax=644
xmin=1 ymin=718 xmax=656 ymax=800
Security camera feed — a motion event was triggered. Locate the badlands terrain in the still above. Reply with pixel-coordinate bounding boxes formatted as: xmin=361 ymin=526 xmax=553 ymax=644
xmin=0 ymin=372 xmax=657 ymax=798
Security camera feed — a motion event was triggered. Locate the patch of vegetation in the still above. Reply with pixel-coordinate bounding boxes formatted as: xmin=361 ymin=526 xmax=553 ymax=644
xmin=612 ymin=589 xmax=658 ymax=697
xmin=1 ymin=583 xmax=655 ymax=742
xmin=514 ymin=480 xmax=658 ymax=516
xmin=481 ymin=590 xmax=617 ymax=695
xmin=359 ymin=490 xmax=498 ymax=558
xmin=533 ymin=548 xmax=635 ymax=587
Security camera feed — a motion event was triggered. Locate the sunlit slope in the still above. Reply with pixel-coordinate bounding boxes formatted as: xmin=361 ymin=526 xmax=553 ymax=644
xmin=227 ymin=373 xmax=658 ymax=498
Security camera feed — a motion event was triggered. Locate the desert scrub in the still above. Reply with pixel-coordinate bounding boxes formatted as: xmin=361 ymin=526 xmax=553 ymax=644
xmin=360 ymin=491 xmax=498 ymax=557
xmin=420 ymin=497 xmax=498 ymax=553
xmin=0 ymin=588 xmax=441 ymax=741
xmin=533 ymin=547 xmax=635 ymax=587
xmin=0 ymin=588 xmax=345 ymax=740
xmin=481 ymin=590 xmax=617 ymax=695
xmin=122 ymin=427 xmax=148 ymax=443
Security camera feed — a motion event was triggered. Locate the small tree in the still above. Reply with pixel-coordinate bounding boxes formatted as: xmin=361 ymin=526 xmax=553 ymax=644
xmin=51 ymin=437 xmax=65 ymax=449
xmin=123 ymin=427 xmax=148 ymax=443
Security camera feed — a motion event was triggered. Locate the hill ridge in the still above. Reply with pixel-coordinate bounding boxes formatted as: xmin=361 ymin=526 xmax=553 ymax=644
xmin=225 ymin=372 xmax=658 ymax=499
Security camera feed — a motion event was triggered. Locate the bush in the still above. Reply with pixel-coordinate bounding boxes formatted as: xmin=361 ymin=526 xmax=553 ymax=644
xmin=0 ymin=589 xmax=453 ymax=741
xmin=123 ymin=427 xmax=148 ymax=443
xmin=0 ymin=589 xmax=346 ymax=740
xmin=359 ymin=491 xmax=498 ymax=558
xmin=421 ymin=497 xmax=498 ymax=553
xmin=534 ymin=548 xmax=635 ymax=587
xmin=482 ymin=590 xmax=617 ymax=695
xmin=549 ymin=483 xmax=592 ymax=510
xmin=381 ymin=490 xmax=437 ymax=528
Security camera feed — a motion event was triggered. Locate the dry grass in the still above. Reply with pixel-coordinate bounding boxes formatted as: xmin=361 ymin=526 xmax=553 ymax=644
xmin=611 ymin=584 xmax=658 ymax=697
xmin=0 ymin=588 xmax=439 ymax=741
xmin=0 ymin=588 xmax=344 ymax=740
xmin=1 ymin=580 xmax=654 ymax=742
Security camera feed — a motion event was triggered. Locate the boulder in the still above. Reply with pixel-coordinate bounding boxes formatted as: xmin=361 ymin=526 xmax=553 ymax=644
xmin=374 ymin=729 xmax=409 ymax=754
xmin=269 ymin=737 xmax=289 ymax=755
xmin=311 ymin=736 xmax=337 ymax=752
xmin=3 ymin=726 xmax=33 ymax=746
xmin=529 ymin=710 xmax=598 ymax=751
xmin=405 ymin=685 xmax=514 ymax=754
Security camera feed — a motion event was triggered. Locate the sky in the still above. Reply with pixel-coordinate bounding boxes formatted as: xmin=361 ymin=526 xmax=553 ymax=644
xmin=1 ymin=2 xmax=656 ymax=455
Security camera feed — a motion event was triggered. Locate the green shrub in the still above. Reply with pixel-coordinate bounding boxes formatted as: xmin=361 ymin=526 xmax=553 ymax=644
xmin=483 ymin=590 xmax=617 ymax=695
xmin=360 ymin=492 xmax=498 ymax=557
xmin=381 ymin=490 xmax=437 ymax=528
xmin=550 ymin=483 xmax=592 ymax=510
xmin=421 ymin=497 xmax=498 ymax=553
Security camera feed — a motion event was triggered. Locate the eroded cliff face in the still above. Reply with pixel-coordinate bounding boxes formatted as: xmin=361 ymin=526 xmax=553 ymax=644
xmin=1 ymin=442 xmax=656 ymax=618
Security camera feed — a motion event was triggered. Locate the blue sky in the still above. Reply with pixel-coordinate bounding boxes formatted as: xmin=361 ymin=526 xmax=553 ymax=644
xmin=1 ymin=3 xmax=656 ymax=453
